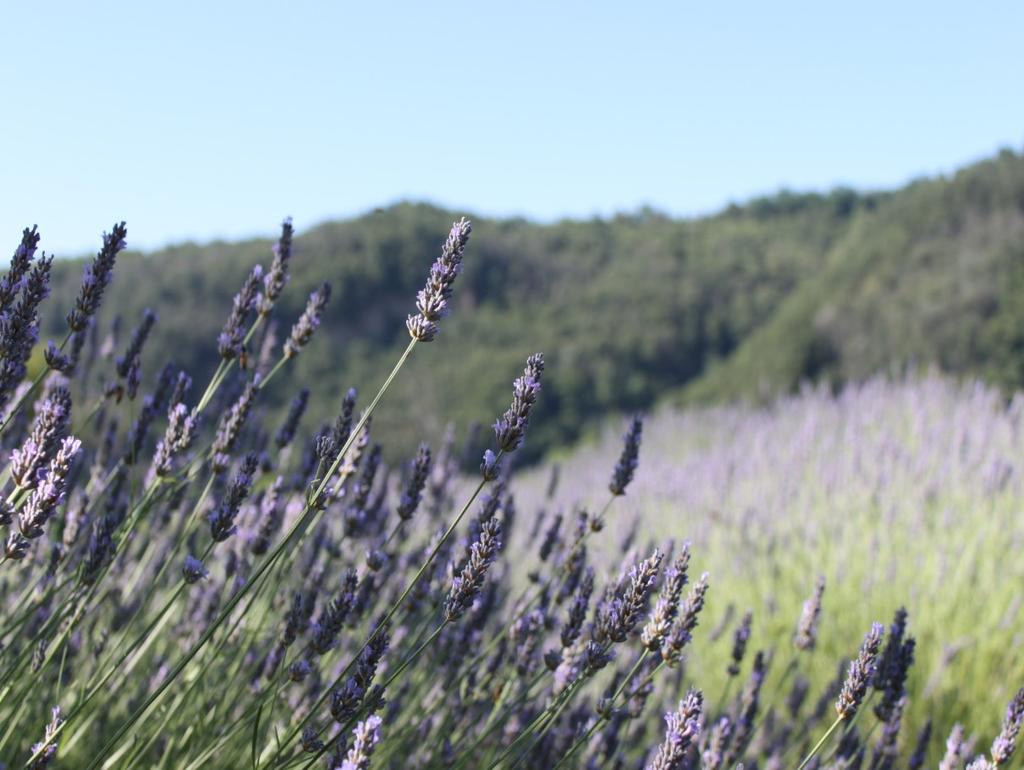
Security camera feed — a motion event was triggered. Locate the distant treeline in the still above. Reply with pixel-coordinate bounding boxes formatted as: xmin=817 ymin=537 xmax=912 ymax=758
xmin=36 ymin=147 xmax=1024 ymax=463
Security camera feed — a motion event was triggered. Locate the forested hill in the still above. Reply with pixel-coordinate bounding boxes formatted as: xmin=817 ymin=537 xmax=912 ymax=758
xmin=38 ymin=147 xmax=1024 ymax=463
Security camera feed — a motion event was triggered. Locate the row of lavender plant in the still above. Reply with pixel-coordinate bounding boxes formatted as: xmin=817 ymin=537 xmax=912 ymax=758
xmin=0 ymin=218 xmax=1018 ymax=770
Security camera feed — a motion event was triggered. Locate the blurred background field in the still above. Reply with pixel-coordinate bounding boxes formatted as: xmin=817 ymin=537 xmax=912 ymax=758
xmin=511 ymin=374 xmax=1024 ymax=754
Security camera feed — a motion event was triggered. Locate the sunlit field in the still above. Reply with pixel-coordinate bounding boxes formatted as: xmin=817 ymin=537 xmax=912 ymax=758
xmin=517 ymin=374 xmax=1024 ymax=764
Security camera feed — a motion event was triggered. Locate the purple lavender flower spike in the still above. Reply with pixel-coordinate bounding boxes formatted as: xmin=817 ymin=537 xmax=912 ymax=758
xmin=260 ymin=217 xmax=294 ymax=316
xmin=406 ymin=218 xmax=471 ymax=341
xmin=283 ymin=283 xmax=330 ymax=359
xmin=208 ymin=453 xmax=259 ymax=542
xmin=836 ymin=622 xmax=884 ymax=719
xmin=610 ymin=414 xmax=643 ymax=496
xmin=646 ymin=690 xmax=703 ymax=770
xmin=0 ymin=226 xmax=40 ymax=313
xmin=338 ymin=714 xmax=383 ymax=770
xmin=218 ymin=264 xmax=264 ymax=361
xmin=992 ymin=687 xmax=1024 ymax=766
xmin=67 ymin=222 xmax=126 ymax=332
xmin=493 ymin=354 xmax=544 ymax=453
xmin=182 ymin=554 xmax=209 ymax=584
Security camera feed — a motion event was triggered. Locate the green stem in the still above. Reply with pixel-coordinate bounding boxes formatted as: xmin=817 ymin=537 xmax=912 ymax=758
xmin=797 ymin=715 xmax=845 ymax=770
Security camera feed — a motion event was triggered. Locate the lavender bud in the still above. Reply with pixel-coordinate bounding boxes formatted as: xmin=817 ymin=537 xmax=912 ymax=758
xmin=315 ymin=426 xmax=337 ymax=462
xmin=28 ymin=705 xmax=64 ymax=769
xmin=182 ymin=554 xmax=208 ymax=584
xmin=609 ymin=415 xmax=643 ymax=496
xmin=260 ymin=217 xmax=294 ymax=315
xmin=211 ymin=378 xmax=259 ymax=471
xmin=43 ymin=341 xmax=70 ymax=373
xmin=365 ymin=549 xmax=386 ymax=572
xmin=580 ymin=639 xmax=612 ymax=675
xmin=727 ymin=610 xmax=753 ymax=676
xmin=283 ymin=283 xmax=330 ymax=359
xmin=281 ymin=591 xmax=316 ymax=648
xmin=642 ymin=544 xmax=690 ymax=651
xmin=80 ymin=516 xmax=116 ymax=585
xmin=251 ymin=477 xmax=283 ymax=555
xmin=480 ymin=448 xmax=500 ymax=481
xmin=0 ymin=226 xmax=39 ymax=313
xmin=538 ymin=513 xmax=562 ymax=562
xmin=338 ymin=714 xmax=383 ymax=770
xmin=124 ymin=395 xmax=158 ymax=465
xmin=702 ymin=717 xmax=732 ymax=770
xmin=0 ymin=250 xmax=53 ymax=409
xmin=724 ymin=651 xmax=767 ymax=766
xmin=794 ymin=575 xmax=826 ymax=651
xmin=444 ymin=518 xmax=502 ymax=622
xmin=330 ymin=627 xmax=389 ymax=723
xmin=595 ymin=550 xmax=662 ymax=644
xmin=874 ymin=636 xmax=916 ymax=722
xmin=18 ymin=436 xmax=82 ymax=541
xmin=939 ymin=724 xmax=966 ymax=770
xmin=873 ymin=607 xmax=915 ymax=722
xmin=543 ymin=649 xmax=561 ymax=671
xmin=274 ymin=388 xmax=310 ymax=449
xmin=493 ymin=354 xmax=544 ymax=453
xmin=300 ymin=726 xmax=324 ymax=754
xmin=5 ymin=531 xmax=30 ymax=561
xmin=560 ymin=568 xmax=594 ymax=649
xmin=992 ymin=687 xmax=1024 ymax=766
xmin=288 ymin=659 xmax=312 ymax=683
xmin=218 ymin=265 xmax=264 ymax=360
xmin=311 ymin=570 xmax=358 ymax=655
xmin=907 ymin=719 xmax=932 ymax=770
xmin=208 ymin=453 xmax=259 ymax=542
xmin=835 ymin=622 xmax=884 ymax=719
xmin=170 ymin=370 xmax=192 ymax=408
xmin=333 ymin=388 xmax=358 ymax=449
xmin=151 ymin=403 xmax=199 ymax=477
xmin=67 ymin=222 xmax=126 ymax=332
xmin=116 ymin=308 xmax=157 ymax=378
xmin=123 ymin=355 xmax=142 ymax=400
xmin=646 ymin=690 xmax=703 ymax=770
xmin=510 ymin=609 xmax=546 ymax=677
xmin=406 ymin=218 xmax=471 ymax=341
xmin=396 ymin=443 xmax=432 ymax=520
xmin=662 ymin=572 xmax=709 ymax=667
xmin=11 ymin=387 xmax=72 ymax=489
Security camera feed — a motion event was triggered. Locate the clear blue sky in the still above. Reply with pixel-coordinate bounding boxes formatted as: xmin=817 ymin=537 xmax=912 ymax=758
xmin=2 ymin=1 xmax=1022 ymax=255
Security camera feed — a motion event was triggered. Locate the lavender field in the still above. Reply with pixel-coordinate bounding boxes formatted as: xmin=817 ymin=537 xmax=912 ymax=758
xmin=517 ymin=375 xmax=1024 ymax=754
xmin=0 ymin=218 xmax=1021 ymax=770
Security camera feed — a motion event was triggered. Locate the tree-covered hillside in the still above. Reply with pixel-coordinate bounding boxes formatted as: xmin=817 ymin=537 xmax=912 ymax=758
xmin=37 ymin=148 xmax=1024 ymax=462
xmin=681 ymin=148 xmax=1024 ymax=404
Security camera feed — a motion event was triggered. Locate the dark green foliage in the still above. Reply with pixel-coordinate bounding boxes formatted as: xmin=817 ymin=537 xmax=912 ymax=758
xmin=40 ymin=148 xmax=1024 ymax=461
xmin=682 ymin=148 xmax=1024 ymax=404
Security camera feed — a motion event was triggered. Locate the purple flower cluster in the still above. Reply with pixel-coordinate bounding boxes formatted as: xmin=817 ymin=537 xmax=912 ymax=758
xmin=493 ymin=353 xmax=544 ymax=453
xmin=407 ymin=218 xmax=471 ymax=342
